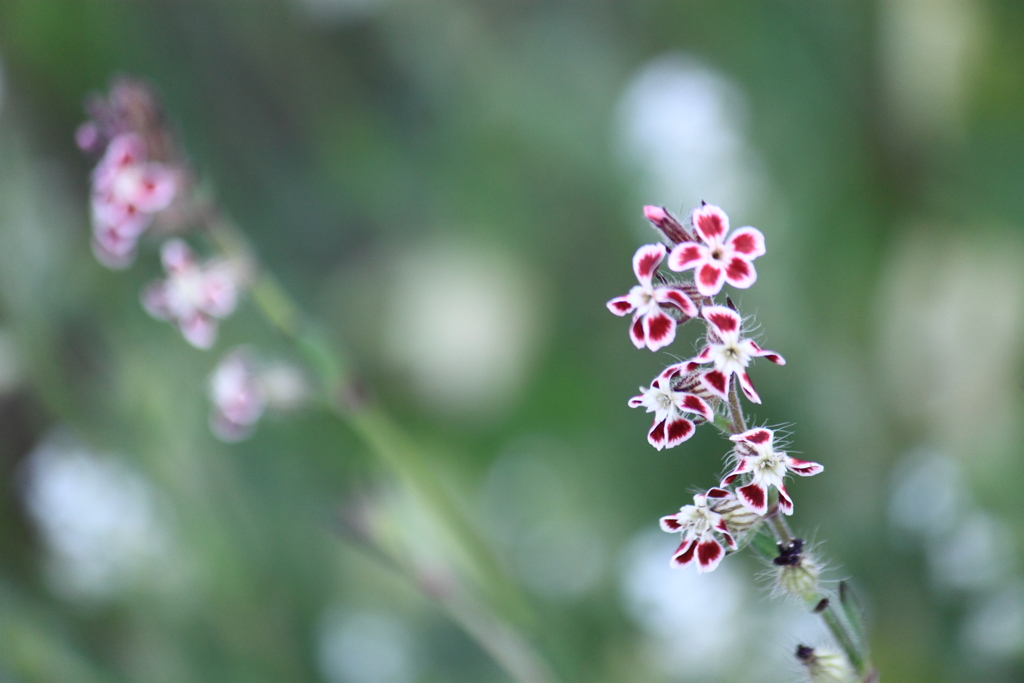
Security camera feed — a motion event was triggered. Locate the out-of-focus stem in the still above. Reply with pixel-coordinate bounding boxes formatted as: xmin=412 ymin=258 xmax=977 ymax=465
xmin=204 ymin=214 xmax=556 ymax=683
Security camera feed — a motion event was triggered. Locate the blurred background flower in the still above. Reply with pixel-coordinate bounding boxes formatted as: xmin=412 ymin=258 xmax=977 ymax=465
xmin=0 ymin=1 xmax=1022 ymax=682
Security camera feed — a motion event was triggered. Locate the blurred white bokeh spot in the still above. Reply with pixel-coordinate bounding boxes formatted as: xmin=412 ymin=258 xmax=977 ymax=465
xmin=620 ymin=529 xmax=819 ymax=682
xmin=927 ymin=511 xmax=1014 ymax=592
xmin=875 ymin=229 xmax=1024 ymax=454
xmin=615 ymin=53 xmax=766 ymax=220
xmin=960 ymin=581 xmax=1024 ymax=661
xmin=317 ymin=609 xmax=417 ymax=683
xmin=482 ymin=438 xmax=605 ymax=599
xmin=888 ymin=449 xmax=963 ymax=537
xmin=620 ymin=529 xmax=745 ymax=679
xmin=21 ymin=429 xmax=177 ymax=600
xmin=384 ymin=239 xmax=544 ymax=419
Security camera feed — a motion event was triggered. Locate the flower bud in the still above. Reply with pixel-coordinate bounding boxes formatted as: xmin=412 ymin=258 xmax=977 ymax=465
xmin=774 ymin=539 xmax=820 ymax=598
xmin=795 ymin=645 xmax=855 ymax=683
xmin=642 ymin=205 xmax=696 ymax=245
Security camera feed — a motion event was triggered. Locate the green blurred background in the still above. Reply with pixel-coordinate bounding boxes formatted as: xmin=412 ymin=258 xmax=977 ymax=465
xmin=0 ymin=1 xmax=1023 ymax=681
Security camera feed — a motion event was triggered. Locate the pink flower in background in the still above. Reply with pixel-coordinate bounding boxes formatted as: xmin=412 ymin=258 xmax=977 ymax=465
xmin=90 ymin=133 xmax=176 ymax=268
xmin=659 ymin=489 xmax=737 ymax=573
xmin=142 ymin=240 xmax=238 ymax=349
xmin=722 ymin=428 xmax=823 ymax=516
xmin=667 ymin=203 xmax=764 ymax=296
xmin=683 ymin=305 xmax=784 ymax=404
xmin=629 ymin=375 xmax=712 ymax=450
xmin=208 ymin=349 xmax=265 ymax=442
xmin=607 ymin=243 xmax=697 ymax=351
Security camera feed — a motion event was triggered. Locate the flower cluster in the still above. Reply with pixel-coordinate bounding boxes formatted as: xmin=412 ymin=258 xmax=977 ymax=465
xmin=78 ymin=80 xmax=262 ymax=437
xmin=607 ymin=203 xmax=822 ymax=573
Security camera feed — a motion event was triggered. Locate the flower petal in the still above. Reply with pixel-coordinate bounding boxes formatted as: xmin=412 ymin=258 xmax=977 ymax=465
xmin=725 ymin=227 xmax=765 ymax=258
xmin=161 ymin=239 xmax=195 ymax=274
xmin=128 ymin=163 xmax=177 ymax=213
xmin=663 ymin=417 xmax=696 ymax=448
xmin=723 ymin=257 xmax=756 ymax=289
xmin=722 ymin=457 xmax=753 ymax=485
xmin=786 ymin=457 xmax=824 ymax=477
xmin=737 ymin=482 xmax=768 ymax=515
xmin=180 ymin=313 xmax=217 ymax=350
xmin=199 ymin=270 xmax=238 ymax=318
xmin=699 ymin=369 xmax=730 ymax=401
xmin=729 ymin=428 xmax=774 ymax=446
xmin=671 ymin=539 xmax=696 ymax=568
xmin=677 ymin=393 xmax=712 ymax=421
xmin=691 ymin=204 xmax=729 ymax=244
xmin=629 ymin=314 xmax=646 ymax=349
xmin=738 ymin=371 xmax=761 ymax=404
xmin=667 ymin=243 xmax=706 ymax=272
xmin=606 ymin=295 xmax=636 ymax=316
xmin=701 ymin=305 xmax=741 ymax=337
xmin=658 ymin=362 xmax=687 ymax=381
xmin=654 ymin=287 xmax=697 ymax=317
xmin=748 ymin=341 xmax=785 ymax=365
xmin=647 ymin=418 xmax=667 ymax=450
xmin=777 ymin=484 xmax=794 ymax=515
xmin=705 ymin=487 xmax=731 ymax=499
xmin=695 ymin=262 xmax=725 ymax=296
xmin=695 ymin=538 xmax=725 ymax=573
xmin=715 ymin=518 xmax=737 ymax=549
xmin=628 ymin=391 xmax=646 ymax=408
xmin=632 ymin=243 xmax=666 ymax=287
xmin=660 ymin=514 xmax=683 ymax=532
xmin=643 ymin=310 xmax=676 ymax=351
xmin=141 ymin=281 xmax=173 ymax=320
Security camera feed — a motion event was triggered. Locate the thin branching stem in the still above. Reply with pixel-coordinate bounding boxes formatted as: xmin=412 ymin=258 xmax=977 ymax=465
xmin=204 ymin=213 xmax=559 ymax=683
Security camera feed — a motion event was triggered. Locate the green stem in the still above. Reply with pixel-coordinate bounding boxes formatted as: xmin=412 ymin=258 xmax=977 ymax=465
xmin=204 ymin=215 xmax=554 ymax=683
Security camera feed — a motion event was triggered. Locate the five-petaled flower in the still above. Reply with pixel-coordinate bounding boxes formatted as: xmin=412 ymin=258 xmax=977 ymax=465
xmin=90 ymin=133 xmax=177 ymax=269
xmin=629 ymin=375 xmax=713 ymax=450
xmin=660 ymin=489 xmax=738 ymax=573
xmin=667 ymin=203 xmax=764 ymax=296
xmin=142 ymin=239 xmax=238 ymax=349
xmin=722 ymin=428 xmax=823 ymax=516
xmin=682 ymin=305 xmax=784 ymax=404
xmin=607 ymin=243 xmax=697 ymax=351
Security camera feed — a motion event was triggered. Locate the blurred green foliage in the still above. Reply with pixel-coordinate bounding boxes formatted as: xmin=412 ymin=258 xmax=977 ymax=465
xmin=0 ymin=1 xmax=1023 ymax=682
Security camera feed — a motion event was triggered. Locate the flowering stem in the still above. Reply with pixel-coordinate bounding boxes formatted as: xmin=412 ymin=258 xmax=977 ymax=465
xmin=726 ymin=381 xmax=747 ymax=434
xmin=726 ymin=375 xmax=872 ymax=679
xmin=204 ymin=214 xmax=557 ymax=683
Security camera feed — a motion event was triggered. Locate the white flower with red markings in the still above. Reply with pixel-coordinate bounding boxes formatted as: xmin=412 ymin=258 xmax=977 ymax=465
xmin=667 ymin=203 xmax=765 ymax=296
xmin=683 ymin=305 xmax=784 ymax=404
xmin=659 ymin=489 xmax=738 ymax=573
xmin=142 ymin=240 xmax=238 ymax=349
xmin=629 ymin=375 xmax=713 ymax=450
xmin=607 ymin=243 xmax=697 ymax=351
xmin=722 ymin=428 xmax=823 ymax=516
xmin=89 ymin=133 xmax=177 ymax=269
